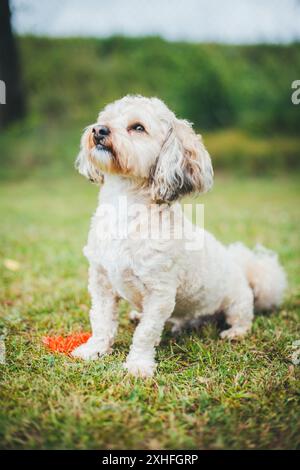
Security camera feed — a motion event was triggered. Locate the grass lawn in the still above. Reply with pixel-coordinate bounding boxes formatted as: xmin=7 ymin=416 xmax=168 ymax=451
xmin=0 ymin=173 xmax=299 ymax=449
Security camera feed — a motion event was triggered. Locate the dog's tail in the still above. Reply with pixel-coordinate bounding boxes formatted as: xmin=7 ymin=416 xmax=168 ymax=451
xmin=228 ymin=242 xmax=287 ymax=310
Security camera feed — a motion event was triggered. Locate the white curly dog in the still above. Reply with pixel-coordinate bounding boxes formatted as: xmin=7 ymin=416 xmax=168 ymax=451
xmin=72 ymin=95 xmax=287 ymax=377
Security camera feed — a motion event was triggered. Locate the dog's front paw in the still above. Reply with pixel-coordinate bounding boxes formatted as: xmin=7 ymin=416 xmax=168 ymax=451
xmin=123 ymin=359 xmax=156 ymax=378
xmin=71 ymin=337 xmax=111 ymax=360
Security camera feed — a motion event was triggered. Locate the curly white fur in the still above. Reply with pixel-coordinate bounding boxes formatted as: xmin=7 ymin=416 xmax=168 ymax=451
xmin=72 ymin=95 xmax=287 ymax=377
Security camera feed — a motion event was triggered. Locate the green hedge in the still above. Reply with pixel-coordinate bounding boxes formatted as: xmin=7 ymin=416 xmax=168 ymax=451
xmin=1 ymin=36 xmax=299 ymax=179
xmin=18 ymin=36 xmax=300 ymax=133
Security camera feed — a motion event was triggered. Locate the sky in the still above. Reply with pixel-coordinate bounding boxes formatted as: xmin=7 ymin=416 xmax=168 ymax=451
xmin=11 ymin=0 xmax=300 ymax=44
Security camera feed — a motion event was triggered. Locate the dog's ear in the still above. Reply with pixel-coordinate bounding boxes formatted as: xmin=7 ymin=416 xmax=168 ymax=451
xmin=75 ymin=127 xmax=104 ymax=184
xmin=150 ymin=119 xmax=213 ymax=203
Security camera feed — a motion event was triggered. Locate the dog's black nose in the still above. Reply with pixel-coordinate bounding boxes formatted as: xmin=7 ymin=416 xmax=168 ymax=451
xmin=92 ymin=125 xmax=110 ymax=144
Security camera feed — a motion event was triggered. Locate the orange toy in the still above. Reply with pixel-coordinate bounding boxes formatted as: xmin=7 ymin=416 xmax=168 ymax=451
xmin=42 ymin=332 xmax=91 ymax=355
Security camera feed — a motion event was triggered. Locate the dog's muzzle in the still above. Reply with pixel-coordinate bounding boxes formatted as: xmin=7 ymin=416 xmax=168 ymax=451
xmin=92 ymin=125 xmax=110 ymax=146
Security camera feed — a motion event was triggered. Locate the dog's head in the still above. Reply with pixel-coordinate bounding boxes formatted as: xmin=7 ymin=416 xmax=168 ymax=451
xmin=76 ymin=95 xmax=213 ymax=202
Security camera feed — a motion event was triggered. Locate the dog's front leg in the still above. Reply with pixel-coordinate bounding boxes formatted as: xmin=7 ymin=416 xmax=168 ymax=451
xmin=72 ymin=264 xmax=118 ymax=360
xmin=124 ymin=289 xmax=176 ymax=377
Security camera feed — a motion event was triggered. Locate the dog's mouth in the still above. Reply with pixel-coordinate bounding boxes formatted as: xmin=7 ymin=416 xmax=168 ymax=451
xmin=91 ymin=141 xmax=121 ymax=172
xmin=95 ymin=143 xmax=111 ymax=152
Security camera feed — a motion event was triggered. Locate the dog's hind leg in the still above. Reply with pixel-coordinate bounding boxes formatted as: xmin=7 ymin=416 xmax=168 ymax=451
xmin=220 ymin=284 xmax=254 ymax=340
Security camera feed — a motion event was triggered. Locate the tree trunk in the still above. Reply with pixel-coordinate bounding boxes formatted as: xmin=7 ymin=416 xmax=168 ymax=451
xmin=0 ymin=0 xmax=25 ymax=128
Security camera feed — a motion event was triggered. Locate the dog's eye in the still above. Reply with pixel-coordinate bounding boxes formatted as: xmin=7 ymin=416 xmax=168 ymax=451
xmin=129 ymin=123 xmax=145 ymax=132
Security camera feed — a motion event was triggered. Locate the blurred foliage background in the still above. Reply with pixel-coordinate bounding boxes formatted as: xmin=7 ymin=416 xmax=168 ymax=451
xmin=0 ymin=35 xmax=299 ymax=179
